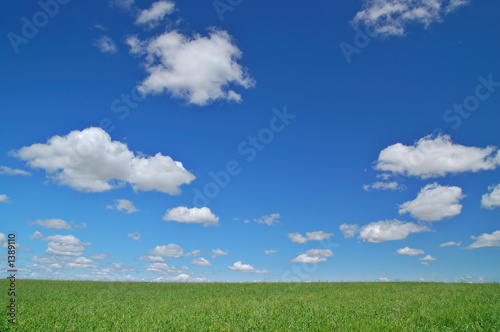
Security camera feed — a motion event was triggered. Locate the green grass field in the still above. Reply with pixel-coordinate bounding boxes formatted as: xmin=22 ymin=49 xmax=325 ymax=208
xmin=1 ymin=280 xmax=499 ymax=331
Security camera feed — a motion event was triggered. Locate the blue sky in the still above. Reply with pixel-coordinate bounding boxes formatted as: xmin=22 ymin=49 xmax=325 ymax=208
xmin=1 ymin=0 xmax=499 ymax=283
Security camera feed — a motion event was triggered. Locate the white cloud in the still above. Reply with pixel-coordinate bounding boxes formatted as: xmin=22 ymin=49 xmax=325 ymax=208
xmin=211 ymin=249 xmax=228 ymax=259
xmin=147 ymin=244 xmax=198 ymax=258
xmin=107 ymin=199 xmax=139 ymax=213
xmin=29 ymin=231 xmax=44 ymax=240
xmin=288 ymin=231 xmax=334 ymax=244
xmin=0 ymin=166 xmax=30 ymax=176
xmin=228 ymin=261 xmax=268 ymax=274
xmin=88 ymin=253 xmax=113 ymax=260
xmin=375 ymin=134 xmax=500 ymax=178
xmin=357 ymin=219 xmax=430 ymax=243
xmin=421 ymin=262 xmax=430 ymax=266
xmin=399 ymin=183 xmax=464 ymax=221
xmin=192 ymin=257 xmax=212 ymax=267
xmin=146 ymin=262 xmax=188 ymax=276
xmin=264 ymin=250 xmax=277 ymax=254
xmin=291 ymin=249 xmax=334 ymax=264
xmin=352 ymin=0 xmax=470 ymax=37
xmin=43 ymin=235 xmax=91 ymax=257
xmin=109 ymin=263 xmax=135 ymax=274
xmin=0 ymin=194 xmax=10 ymax=203
xmin=13 ymin=127 xmax=195 ymax=194
xmin=466 ymin=230 xmax=500 ymax=249
xmin=127 ymin=28 xmax=255 ymax=105
xmin=29 ymin=219 xmax=72 ymax=230
xmin=419 ymin=254 xmax=437 ymax=261
xmin=440 ymin=241 xmax=461 ymax=247
xmin=93 ymin=35 xmax=117 ymax=54
xmin=396 ymin=246 xmax=424 ymax=255
xmin=339 ymin=223 xmax=360 ymax=238
xmin=481 ymin=184 xmax=500 ymax=209
xmin=253 ymin=213 xmax=281 ymax=226
xmin=110 ymin=0 xmax=134 ymax=10
xmin=379 ymin=277 xmax=391 ymax=282
xmin=65 ymin=257 xmax=97 ymax=269
xmin=128 ymin=231 xmax=141 ymax=241
xmin=363 ymin=181 xmax=405 ymax=191
xmin=137 ymin=255 xmax=165 ymax=262
xmin=135 ymin=1 xmax=174 ymax=25
xmin=154 ymin=274 xmax=208 ymax=283
xmin=163 ymin=207 xmax=219 ymax=227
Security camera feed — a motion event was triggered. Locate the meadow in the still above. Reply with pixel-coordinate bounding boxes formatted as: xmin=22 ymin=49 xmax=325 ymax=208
xmin=1 ymin=280 xmax=499 ymax=331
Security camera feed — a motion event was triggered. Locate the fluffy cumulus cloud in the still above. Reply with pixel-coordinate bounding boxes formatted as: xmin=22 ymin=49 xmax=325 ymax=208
xmin=147 ymin=244 xmax=199 ymax=258
xmin=191 ymin=257 xmax=212 ymax=267
xmin=43 ymin=235 xmax=91 ymax=257
xmin=419 ymin=255 xmax=437 ymax=261
xmin=363 ymin=181 xmax=405 ymax=191
xmin=396 ymin=247 xmax=424 ymax=255
xmin=135 ymin=1 xmax=175 ymax=25
xmin=0 ymin=166 xmax=30 ymax=176
xmin=228 ymin=261 xmax=268 ymax=274
xmin=352 ymin=0 xmax=470 ymax=37
xmin=399 ymin=183 xmax=464 ymax=221
xmin=375 ymin=134 xmax=500 ymax=178
xmin=211 ymin=249 xmax=228 ymax=259
xmin=253 ymin=213 xmax=281 ymax=226
xmin=0 ymin=194 xmax=10 ymax=203
xmin=29 ymin=218 xmax=86 ymax=230
xmin=126 ymin=28 xmax=255 ymax=105
xmin=345 ymin=219 xmax=430 ymax=243
xmin=481 ymin=184 xmax=500 ymax=209
xmin=288 ymin=231 xmax=334 ymax=244
xmin=339 ymin=224 xmax=360 ymax=238
xmin=93 ymin=35 xmax=117 ymax=54
xmin=440 ymin=241 xmax=461 ymax=247
xmin=29 ymin=231 xmax=44 ymax=240
xmin=466 ymin=230 xmax=500 ymax=249
xmin=146 ymin=262 xmax=188 ymax=276
xmin=163 ymin=207 xmax=219 ymax=227
xmin=13 ymin=127 xmax=195 ymax=194
xmin=291 ymin=249 xmax=334 ymax=264
xmin=107 ymin=199 xmax=139 ymax=213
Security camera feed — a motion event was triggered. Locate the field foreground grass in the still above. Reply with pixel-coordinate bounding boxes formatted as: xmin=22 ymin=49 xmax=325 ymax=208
xmin=1 ymin=280 xmax=499 ymax=331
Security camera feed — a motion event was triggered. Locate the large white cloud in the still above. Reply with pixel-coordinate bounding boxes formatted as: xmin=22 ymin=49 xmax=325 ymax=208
xmin=127 ymin=28 xmax=255 ymax=105
xmin=481 ymin=184 xmax=500 ymax=209
xmin=291 ymin=249 xmax=334 ymax=264
xmin=399 ymin=183 xmax=464 ymax=221
xmin=147 ymin=244 xmax=199 ymax=258
xmin=163 ymin=207 xmax=219 ymax=226
xmin=466 ymin=230 xmax=500 ymax=249
xmin=354 ymin=219 xmax=430 ymax=243
xmin=375 ymin=134 xmax=500 ymax=178
xmin=396 ymin=247 xmax=424 ymax=255
xmin=288 ymin=231 xmax=334 ymax=244
xmin=228 ymin=261 xmax=268 ymax=274
xmin=43 ymin=235 xmax=91 ymax=256
xmin=13 ymin=127 xmax=195 ymax=194
xmin=352 ymin=0 xmax=469 ymax=37
xmin=191 ymin=257 xmax=212 ymax=267
xmin=135 ymin=1 xmax=175 ymax=25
